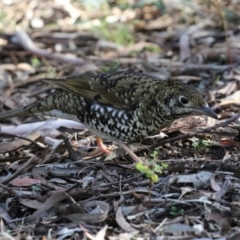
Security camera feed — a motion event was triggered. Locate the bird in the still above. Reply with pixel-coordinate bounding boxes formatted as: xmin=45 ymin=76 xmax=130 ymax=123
xmin=0 ymin=71 xmax=218 ymax=162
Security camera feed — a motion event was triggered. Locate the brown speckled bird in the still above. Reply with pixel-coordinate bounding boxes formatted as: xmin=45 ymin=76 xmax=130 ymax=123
xmin=0 ymin=71 xmax=217 ymax=162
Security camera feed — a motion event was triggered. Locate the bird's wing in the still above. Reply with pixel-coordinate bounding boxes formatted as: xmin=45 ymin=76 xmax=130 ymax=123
xmin=42 ymin=71 xmax=159 ymax=110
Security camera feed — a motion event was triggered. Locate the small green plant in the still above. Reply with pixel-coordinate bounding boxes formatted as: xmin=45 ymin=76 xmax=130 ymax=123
xmin=31 ymin=185 xmax=41 ymax=191
xmin=135 ymin=148 xmax=168 ymax=183
xmin=150 ymin=149 xmax=159 ymax=159
xmin=31 ymin=57 xmax=41 ymax=68
xmin=101 ymin=60 xmax=120 ymax=73
xmin=79 ymin=0 xmax=109 ymax=11
xmin=0 ymin=11 xmax=7 ymax=23
xmin=214 ymin=75 xmax=221 ymax=83
xmin=145 ymin=45 xmax=162 ymax=53
xmin=126 ymin=45 xmax=162 ymax=57
xmin=45 ymin=68 xmax=58 ymax=78
xmin=219 ymin=53 xmax=228 ymax=63
xmin=169 ymin=206 xmax=185 ymax=216
xmin=93 ymin=20 xmax=135 ymax=45
xmin=192 ymin=138 xmax=214 ymax=150
xmin=0 ymin=11 xmax=18 ymax=33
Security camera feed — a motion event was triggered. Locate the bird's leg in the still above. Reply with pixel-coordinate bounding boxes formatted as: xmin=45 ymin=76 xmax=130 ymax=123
xmin=87 ymin=136 xmax=112 ymax=157
xmin=87 ymin=138 xmax=142 ymax=162
xmin=115 ymin=140 xmax=142 ymax=163
xmin=96 ymin=137 xmax=111 ymax=154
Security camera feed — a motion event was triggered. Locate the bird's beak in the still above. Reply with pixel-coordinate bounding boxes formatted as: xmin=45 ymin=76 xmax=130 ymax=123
xmin=199 ymin=105 xmax=218 ymax=119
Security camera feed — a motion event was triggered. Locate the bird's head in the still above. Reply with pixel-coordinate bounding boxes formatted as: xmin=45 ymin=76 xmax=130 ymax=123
xmin=158 ymin=81 xmax=218 ymax=120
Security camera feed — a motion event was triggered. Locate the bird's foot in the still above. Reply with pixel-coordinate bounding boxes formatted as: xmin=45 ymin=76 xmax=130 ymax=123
xmin=86 ymin=136 xmax=113 ymax=157
xmin=85 ymin=137 xmax=143 ymax=162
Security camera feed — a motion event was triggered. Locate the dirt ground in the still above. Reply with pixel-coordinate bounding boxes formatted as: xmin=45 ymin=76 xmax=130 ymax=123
xmin=1 ymin=0 xmax=240 ymax=239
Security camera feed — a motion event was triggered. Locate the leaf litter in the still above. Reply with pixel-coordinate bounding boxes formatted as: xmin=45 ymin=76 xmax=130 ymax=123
xmin=1 ymin=0 xmax=240 ymax=239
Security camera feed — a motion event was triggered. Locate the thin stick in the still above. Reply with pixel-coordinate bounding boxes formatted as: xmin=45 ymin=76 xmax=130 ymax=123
xmin=1 ymin=155 xmax=37 ymax=184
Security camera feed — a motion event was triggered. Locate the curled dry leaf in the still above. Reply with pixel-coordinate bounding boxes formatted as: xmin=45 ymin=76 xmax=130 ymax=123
xmin=63 ymin=201 xmax=110 ymax=224
xmin=219 ymin=90 xmax=240 ymax=106
xmin=116 ymin=207 xmax=138 ymax=233
xmin=85 ymin=225 xmax=108 ymax=240
xmin=213 ymin=179 xmax=232 ymax=200
xmin=210 ymin=174 xmax=221 ymax=192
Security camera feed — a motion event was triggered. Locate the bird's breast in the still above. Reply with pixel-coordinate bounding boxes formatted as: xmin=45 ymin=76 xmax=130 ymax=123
xmin=83 ymin=104 xmax=156 ymax=142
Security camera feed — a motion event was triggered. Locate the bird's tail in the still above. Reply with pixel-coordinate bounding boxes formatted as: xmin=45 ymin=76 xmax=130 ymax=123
xmin=0 ymin=102 xmax=40 ymax=120
xmin=0 ymin=90 xmax=82 ymax=121
xmin=0 ymin=90 xmax=59 ymax=120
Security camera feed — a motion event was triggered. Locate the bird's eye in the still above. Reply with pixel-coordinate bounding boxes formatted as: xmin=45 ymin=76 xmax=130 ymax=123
xmin=179 ymin=96 xmax=189 ymax=105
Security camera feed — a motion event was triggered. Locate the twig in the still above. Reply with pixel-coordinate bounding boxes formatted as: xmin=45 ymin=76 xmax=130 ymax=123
xmin=60 ymin=134 xmax=83 ymax=162
xmin=89 ymin=56 xmax=239 ymax=71
xmin=136 ymin=113 xmax=240 ymax=156
xmin=203 ymin=113 xmax=240 ymax=132
xmin=1 ymin=155 xmax=37 ymax=184
xmin=0 ymin=132 xmax=44 ymax=150
xmin=135 ymin=132 xmax=197 ymax=156
xmin=14 ymin=30 xmax=85 ymax=65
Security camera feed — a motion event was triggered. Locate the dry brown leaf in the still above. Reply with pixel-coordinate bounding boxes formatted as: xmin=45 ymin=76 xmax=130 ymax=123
xmin=160 ymin=223 xmax=195 ymax=233
xmin=25 ymin=191 xmax=70 ymax=223
xmin=20 ymin=199 xmax=43 ymax=210
xmin=0 ymin=207 xmax=18 ymax=230
xmin=134 ymin=15 xmax=173 ymax=31
xmin=204 ymin=211 xmax=230 ymax=231
xmin=0 ymin=131 xmax=41 ymax=153
xmin=64 ymin=201 xmax=110 ymax=223
xmin=10 ymin=176 xmax=42 ymax=187
xmin=177 ymin=171 xmax=213 ymax=188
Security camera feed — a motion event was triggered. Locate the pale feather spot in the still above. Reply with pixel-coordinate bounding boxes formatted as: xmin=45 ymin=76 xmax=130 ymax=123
xmin=148 ymin=125 xmax=155 ymax=132
xmin=112 ymin=110 xmax=117 ymax=117
xmin=94 ymin=105 xmax=100 ymax=111
xmin=98 ymin=121 xmax=106 ymax=129
xmin=123 ymin=113 xmax=128 ymax=120
xmin=90 ymin=119 xmax=97 ymax=127
xmin=116 ymin=122 xmax=124 ymax=130
xmin=47 ymin=110 xmax=79 ymax=121
xmin=118 ymin=111 xmax=123 ymax=118
xmin=135 ymin=121 xmax=141 ymax=128
xmin=108 ymin=119 xmax=114 ymax=125
xmin=140 ymin=130 xmax=147 ymax=136
xmin=120 ymin=132 xmax=126 ymax=138
xmin=99 ymin=107 xmax=105 ymax=115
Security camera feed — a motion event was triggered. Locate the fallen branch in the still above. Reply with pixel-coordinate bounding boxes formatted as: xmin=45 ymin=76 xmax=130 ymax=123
xmin=14 ymin=30 xmax=85 ymax=65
